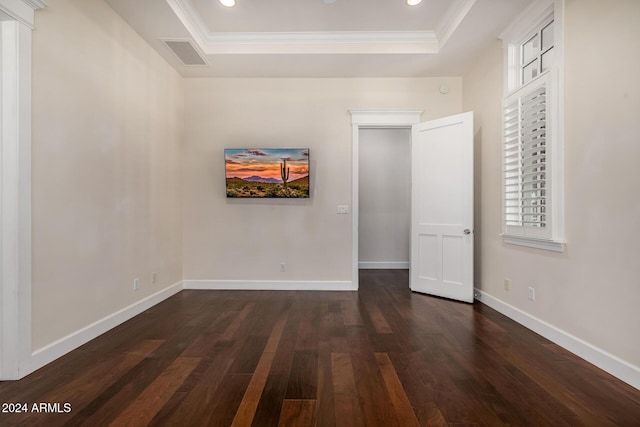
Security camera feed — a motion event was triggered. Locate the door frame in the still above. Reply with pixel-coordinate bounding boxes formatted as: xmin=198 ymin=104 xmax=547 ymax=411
xmin=0 ymin=0 xmax=45 ymax=380
xmin=349 ymin=110 xmax=422 ymax=289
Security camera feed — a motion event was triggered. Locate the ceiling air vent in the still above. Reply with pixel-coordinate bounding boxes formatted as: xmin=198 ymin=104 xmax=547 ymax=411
xmin=163 ymin=40 xmax=208 ymax=66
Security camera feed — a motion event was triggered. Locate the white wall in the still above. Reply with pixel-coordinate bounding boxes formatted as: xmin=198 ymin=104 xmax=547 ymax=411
xmin=31 ymin=0 xmax=184 ymax=351
xmin=358 ymin=128 xmax=411 ymax=268
xmin=183 ymin=78 xmax=461 ymax=283
xmin=463 ymin=0 xmax=640 ymax=374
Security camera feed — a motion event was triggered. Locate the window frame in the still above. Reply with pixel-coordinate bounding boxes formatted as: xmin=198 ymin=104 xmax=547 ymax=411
xmin=500 ymin=0 xmax=565 ymax=252
xmin=520 ymin=18 xmax=554 ymax=86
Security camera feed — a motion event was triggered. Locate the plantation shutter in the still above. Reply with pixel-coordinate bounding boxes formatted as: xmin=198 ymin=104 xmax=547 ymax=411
xmin=503 ymin=79 xmax=548 ymax=234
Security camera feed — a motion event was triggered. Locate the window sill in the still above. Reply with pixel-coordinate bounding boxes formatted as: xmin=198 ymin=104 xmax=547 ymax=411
xmin=501 ymin=234 xmax=566 ymax=252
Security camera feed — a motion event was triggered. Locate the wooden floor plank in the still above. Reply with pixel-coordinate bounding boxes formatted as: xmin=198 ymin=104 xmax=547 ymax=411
xmin=315 ymin=341 xmax=336 ymax=427
xmin=270 ymin=308 xmax=301 ymax=374
xmin=107 ymin=356 xmax=200 ymax=427
xmin=340 ymin=300 xmax=363 ymax=327
xmin=414 ymin=402 xmax=449 ymax=427
xmin=331 ymin=352 xmax=365 ymax=427
xmin=205 ymin=373 xmax=252 ymax=427
xmin=375 ymin=352 xmax=420 ymax=427
xmin=250 ymin=374 xmax=288 ymax=427
xmin=278 ymin=400 xmax=317 ymax=427
xmin=331 ymin=353 xmax=357 ymax=397
xmin=365 ymin=302 xmax=393 ymax=334
xmin=334 ymin=397 xmax=366 ymax=427
xmin=228 ymin=335 xmax=269 ymax=374
xmin=145 ymin=391 xmax=188 ymax=427
xmin=347 ymin=332 xmax=400 ymax=427
xmin=158 ymin=351 xmax=237 ymax=425
xmin=222 ymin=303 xmax=255 ymax=340
xmin=231 ymin=315 xmax=287 ymax=426
xmin=285 ymin=351 xmax=318 ymax=400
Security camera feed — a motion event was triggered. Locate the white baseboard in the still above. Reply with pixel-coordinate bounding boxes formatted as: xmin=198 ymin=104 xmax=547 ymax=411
xmin=183 ymin=280 xmax=356 ymax=291
xmin=30 ymin=281 xmax=183 ymax=374
xmin=475 ymin=289 xmax=640 ymax=391
xmin=358 ymin=262 xmax=409 ymax=269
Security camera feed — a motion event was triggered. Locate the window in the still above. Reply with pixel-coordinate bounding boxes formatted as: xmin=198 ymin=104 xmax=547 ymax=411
xmin=501 ymin=0 xmax=564 ymax=251
xmin=521 ymin=19 xmax=554 ymax=85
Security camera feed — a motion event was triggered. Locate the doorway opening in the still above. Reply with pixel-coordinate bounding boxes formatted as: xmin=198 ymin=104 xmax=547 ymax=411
xmin=349 ymin=111 xmax=422 ymax=289
xmin=358 ymin=127 xmax=411 ymax=270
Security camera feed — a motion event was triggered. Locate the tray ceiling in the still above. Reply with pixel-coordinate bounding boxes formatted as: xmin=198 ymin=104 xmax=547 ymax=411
xmin=105 ymin=0 xmax=533 ymax=77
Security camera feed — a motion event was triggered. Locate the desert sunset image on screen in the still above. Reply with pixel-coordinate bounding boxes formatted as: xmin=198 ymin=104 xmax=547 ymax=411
xmin=225 ymin=148 xmax=310 ymax=198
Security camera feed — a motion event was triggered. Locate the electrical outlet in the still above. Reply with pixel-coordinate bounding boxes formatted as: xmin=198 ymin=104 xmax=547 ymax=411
xmin=337 ymin=205 xmax=349 ymax=214
xmin=280 ymin=262 xmax=286 ymax=272
xmin=134 ymin=278 xmax=140 ymax=291
xmin=152 ymin=272 xmax=157 ymax=284
xmin=528 ymin=286 xmax=536 ymax=301
xmin=504 ymin=279 xmax=511 ymax=291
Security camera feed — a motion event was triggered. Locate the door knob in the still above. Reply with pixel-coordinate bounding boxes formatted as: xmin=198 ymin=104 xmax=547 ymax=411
xmin=464 ymin=229 xmax=472 ymax=235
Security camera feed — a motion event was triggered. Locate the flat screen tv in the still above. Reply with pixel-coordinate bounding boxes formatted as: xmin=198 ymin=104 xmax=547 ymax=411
xmin=225 ymin=148 xmax=310 ymax=198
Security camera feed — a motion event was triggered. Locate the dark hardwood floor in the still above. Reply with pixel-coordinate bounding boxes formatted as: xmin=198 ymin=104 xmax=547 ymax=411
xmin=1 ymin=269 xmax=639 ymax=426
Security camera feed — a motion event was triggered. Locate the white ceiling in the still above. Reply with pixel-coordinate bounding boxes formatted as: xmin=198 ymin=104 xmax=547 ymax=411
xmin=105 ymin=0 xmax=533 ymax=78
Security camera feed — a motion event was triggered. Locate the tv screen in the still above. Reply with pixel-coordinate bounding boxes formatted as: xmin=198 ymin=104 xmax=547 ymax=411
xmin=225 ymin=148 xmax=310 ymax=198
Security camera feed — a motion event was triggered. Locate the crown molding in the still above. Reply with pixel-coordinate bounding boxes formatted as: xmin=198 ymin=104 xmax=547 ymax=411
xmin=165 ymin=0 xmax=209 ymax=47
xmin=21 ymin=0 xmax=47 ymax=10
xmin=436 ymin=0 xmax=476 ymax=49
xmin=0 ymin=0 xmax=46 ymax=28
xmin=203 ymin=30 xmax=438 ymax=54
xmin=205 ymin=31 xmax=437 ymax=44
xmin=165 ymin=0 xmax=465 ymax=56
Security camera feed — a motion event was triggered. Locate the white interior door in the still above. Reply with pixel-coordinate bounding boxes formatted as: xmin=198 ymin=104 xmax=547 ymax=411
xmin=410 ymin=112 xmax=474 ymax=303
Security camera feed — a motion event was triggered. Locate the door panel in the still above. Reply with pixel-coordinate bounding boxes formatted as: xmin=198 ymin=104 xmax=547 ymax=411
xmin=410 ymin=112 xmax=474 ymax=303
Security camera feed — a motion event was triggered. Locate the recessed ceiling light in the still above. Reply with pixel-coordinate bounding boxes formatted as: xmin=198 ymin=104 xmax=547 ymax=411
xmin=407 ymin=0 xmax=423 ymax=5
xmin=219 ymin=0 xmax=236 ymax=7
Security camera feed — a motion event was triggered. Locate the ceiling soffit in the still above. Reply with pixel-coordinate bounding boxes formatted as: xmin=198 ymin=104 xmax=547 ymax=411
xmin=165 ymin=0 xmax=476 ymax=55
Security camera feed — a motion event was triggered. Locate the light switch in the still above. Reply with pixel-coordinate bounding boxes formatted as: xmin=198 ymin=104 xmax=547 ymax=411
xmin=337 ymin=205 xmax=350 ymax=214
